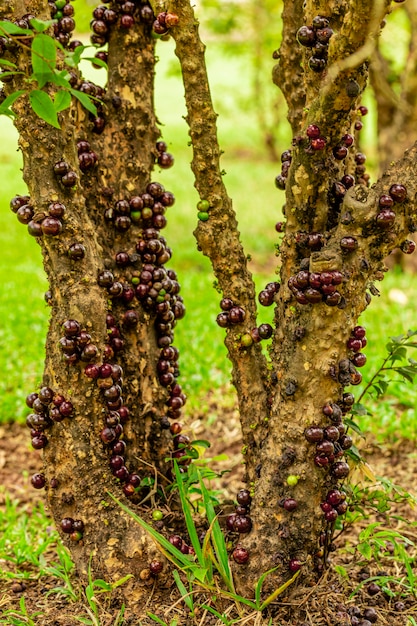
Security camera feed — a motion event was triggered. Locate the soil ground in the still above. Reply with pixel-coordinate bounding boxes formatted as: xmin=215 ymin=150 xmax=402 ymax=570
xmin=0 ymin=397 xmax=417 ymax=626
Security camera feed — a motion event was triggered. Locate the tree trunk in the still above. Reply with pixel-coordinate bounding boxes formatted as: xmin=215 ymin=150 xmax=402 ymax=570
xmin=5 ymin=0 xmax=182 ymax=600
xmin=4 ymin=0 xmax=417 ymax=609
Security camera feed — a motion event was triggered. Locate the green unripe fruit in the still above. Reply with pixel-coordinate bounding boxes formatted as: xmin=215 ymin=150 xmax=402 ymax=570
xmin=197 ymin=199 xmax=210 ymax=211
xmin=130 ymin=211 xmax=141 ymax=223
xmin=197 ymin=211 xmax=209 ymax=221
xmin=152 ymin=510 xmax=164 ymax=521
xmin=240 ymin=333 xmax=253 ymax=347
xmin=286 ymin=475 xmax=300 ymax=486
xmin=55 ymin=10 xmax=63 ymax=19
xmin=55 ymin=0 xmax=66 ymax=8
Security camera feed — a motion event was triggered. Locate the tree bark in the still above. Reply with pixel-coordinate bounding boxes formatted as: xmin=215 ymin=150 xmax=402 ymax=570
xmin=4 ymin=0 xmax=183 ymax=599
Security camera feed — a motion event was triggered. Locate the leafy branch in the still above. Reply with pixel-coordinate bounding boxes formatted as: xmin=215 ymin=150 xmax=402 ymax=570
xmin=357 ymin=330 xmax=417 ymax=404
xmin=0 ymin=18 xmax=102 ymax=127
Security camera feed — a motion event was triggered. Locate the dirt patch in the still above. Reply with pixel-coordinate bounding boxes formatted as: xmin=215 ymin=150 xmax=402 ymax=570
xmin=0 ymin=406 xmax=417 ymax=626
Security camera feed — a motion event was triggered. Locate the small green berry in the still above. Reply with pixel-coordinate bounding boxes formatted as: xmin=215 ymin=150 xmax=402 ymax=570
xmin=55 ymin=10 xmax=63 ymax=19
xmin=130 ymin=211 xmax=141 ymax=223
xmin=286 ymin=475 xmax=300 ymax=486
xmin=55 ymin=0 xmax=66 ymax=8
xmin=197 ymin=211 xmax=209 ymax=221
xmin=152 ymin=510 xmax=164 ymax=521
xmin=197 ymin=199 xmax=210 ymax=211
xmin=240 ymin=333 xmax=253 ymax=347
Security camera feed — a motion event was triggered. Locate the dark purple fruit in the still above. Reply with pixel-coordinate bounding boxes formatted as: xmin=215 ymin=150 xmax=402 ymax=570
xmin=389 ymin=183 xmax=407 ymax=203
xmin=233 ymin=546 xmax=249 ymax=564
xmin=149 ymin=560 xmax=163 ymax=575
xmin=324 ymin=508 xmax=338 ymax=522
xmin=258 ymin=323 xmax=273 ymax=339
xmin=331 ymin=461 xmax=350 ymax=478
xmin=366 ymin=582 xmax=381 ymax=596
xmin=61 ymin=517 xmax=74 ymax=533
xmin=283 ymin=498 xmax=298 ymax=511
xmin=68 ymin=243 xmax=85 ymax=260
xmin=340 ymin=236 xmax=358 ymax=251
xmin=305 ymin=426 xmax=324 ymax=443
xmin=296 ymin=26 xmax=316 ymax=47
xmin=32 ymin=434 xmax=48 ymax=449
xmin=333 ymin=145 xmax=348 ymax=160
xmin=53 ymin=160 xmax=70 ymax=176
xmin=169 ymin=535 xmax=183 ymax=549
xmin=41 ymin=216 xmax=62 ymax=236
xmin=31 ymin=473 xmax=46 ymax=489
xmin=378 ymin=194 xmax=394 ymax=208
xmin=288 ymin=559 xmax=302 ymax=572
xmin=27 ymin=220 xmax=43 ymax=237
xmin=353 ymin=325 xmax=366 ymax=339
xmin=233 ymin=515 xmax=252 ymax=533
xmin=236 ymin=489 xmax=252 ymax=506
xmin=157 ymin=152 xmax=174 ymax=169
xmin=62 ymin=319 xmax=80 ymax=337
xmin=16 ymin=205 xmax=34 ymax=224
xmin=352 ymin=352 xmax=366 ymax=367
xmin=61 ymin=171 xmax=78 ymax=187
xmin=309 ymin=57 xmax=326 ymax=72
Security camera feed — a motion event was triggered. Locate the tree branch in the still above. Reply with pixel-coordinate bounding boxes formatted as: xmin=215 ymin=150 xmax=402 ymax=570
xmin=163 ymin=0 xmax=270 ymax=471
xmin=273 ymin=0 xmax=306 ymax=134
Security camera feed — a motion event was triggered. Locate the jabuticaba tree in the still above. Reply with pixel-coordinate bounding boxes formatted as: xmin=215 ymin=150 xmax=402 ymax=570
xmin=2 ymin=0 xmax=417 ymax=607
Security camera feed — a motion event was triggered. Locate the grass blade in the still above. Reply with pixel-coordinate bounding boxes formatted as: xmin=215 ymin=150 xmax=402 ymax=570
xmin=107 ymin=492 xmax=191 ymax=569
xmin=173 ymin=462 xmax=204 ymax=566
xmin=198 ymin=472 xmax=234 ymax=591
xmin=173 ymin=569 xmax=194 ymax=613
xmin=260 ymin=569 xmax=301 ymax=610
xmin=255 ymin=566 xmax=278 ymax=608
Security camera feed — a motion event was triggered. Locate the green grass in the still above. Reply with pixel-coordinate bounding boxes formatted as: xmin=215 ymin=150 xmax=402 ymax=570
xmin=0 ymin=495 xmax=58 ymax=579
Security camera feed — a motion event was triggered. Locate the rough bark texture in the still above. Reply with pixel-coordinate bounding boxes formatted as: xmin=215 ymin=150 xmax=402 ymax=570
xmin=4 ymin=0 xmax=417 ymax=610
xmin=4 ymin=0 xmax=181 ymax=601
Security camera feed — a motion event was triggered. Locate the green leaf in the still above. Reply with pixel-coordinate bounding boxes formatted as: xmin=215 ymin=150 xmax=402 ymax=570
xmin=357 ymin=542 xmax=373 ymax=560
xmin=0 ymin=89 xmax=25 ymax=115
xmin=65 ymin=45 xmax=87 ymax=67
xmin=50 ymin=70 xmax=72 ymax=89
xmin=69 ymin=88 xmax=98 ymax=116
xmin=54 ymin=89 xmax=71 ymax=112
xmin=29 ymin=89 xmax=60 ymax=128
xmin=255 ymin=566 xmax=279 ymax=609
xmin=334 ymin=565 xmax=348 ymax=578
xmin=107 ymin=492 xmax=192 ymax=569
xmin=110 ymin=574 xmax=133 ymax=590
xmin=173 ymin=462 xmax=205 ymax=566
xmin=0 ymin=59 xmax=17 ymax=68
xmin=198 ymin=472 xmax=234 ymax=592
xmin=31 ymin=33 xmax=57 ymax=88
xmin=0 ymin=21 xmax=31 ymax=36
xmin=83 ymin=56 xmax=108 ymax=69
xmin=345 ymin=445 xmax=362 ymax=463
xmin=344 ymin=417 xmax=365 ymax=437
xmin=172 ymin=570 xmax=193 ymax=612
xmin=351 ymin=402 xmax=369 ymax=417
xmin=190 ymin=439 xmax=211 ymax=449
xmin=29 ymin=18 xmax=55 ymax=33
xmin=147 ymin=613 xmax=168 ymax=626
